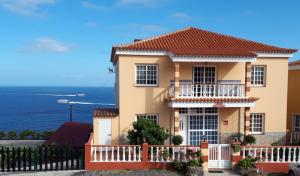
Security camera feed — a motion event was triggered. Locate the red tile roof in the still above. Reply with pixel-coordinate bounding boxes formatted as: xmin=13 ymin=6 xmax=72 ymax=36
xmin=112 ymin=27 xmax=297 ymax=61
xmin=94 ymin=108 xmax=119 ymax=117
xmin=168 ymin=97 xmax=258 ymax=103
xmin=44 ymin=122 xmax=92 ymax=147
xmin=289 ymin=60 xmax=300 ymax=66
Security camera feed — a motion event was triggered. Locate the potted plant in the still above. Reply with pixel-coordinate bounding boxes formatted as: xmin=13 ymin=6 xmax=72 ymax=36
xmin=185 ymin=150 xmax=204 ymax=176
xmin=172 ymin=135 xmax=183 ymax=145
xmin=234 ymin=157 xmax=258 ymax=176
xmin=244 ymin=135 xmax=256 ymax=145
xmin=171 ymin=149 xmax=204 ymax=176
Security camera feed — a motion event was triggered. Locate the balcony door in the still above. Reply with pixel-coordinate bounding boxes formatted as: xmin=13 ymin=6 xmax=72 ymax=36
xmin=193 ymin=66 xmax=216 ymax=96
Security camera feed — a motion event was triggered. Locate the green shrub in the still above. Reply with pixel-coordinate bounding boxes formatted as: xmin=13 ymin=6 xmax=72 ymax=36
xmin=33 ymin=132 xmax=41 ymax=140
xmin=244 ymin=135 xmax=256 ymax=145
xmin=172 ymin=135 xmax=183 ymax=145
xmin=171 ymin=159 xmax=184 ymax=171
xmin=235 ymin=157 xmax=256 ymax=169
xmin=188 ymin=159 xmax=200 ymax=167
xmin=41 ymin=131 xmax=54 ymax=140
xmin=127 ymin=118 xmax=168 ymax=145
xmin=7 ymin=131 xmax=17 ymax=140
xmin=0 ymin=131 xmax=5 ymax=139
xmin=19 ymin=130 xmax=36 ymax=140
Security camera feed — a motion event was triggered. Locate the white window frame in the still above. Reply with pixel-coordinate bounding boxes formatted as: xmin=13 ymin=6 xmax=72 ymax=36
xmin=135 ymin=114 xmax=159 ymax=124
xmin=135 ymin=64 xmax=158 ymax=86
xmin=251 ymin=65 xmax=266 ymax=86
xmin=249 ymin=113 xmax=265 ymax=134
xmin=292 ymin=114 xmax=300 ymax=132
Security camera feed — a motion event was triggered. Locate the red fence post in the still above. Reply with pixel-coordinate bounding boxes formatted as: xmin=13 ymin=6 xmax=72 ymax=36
xmin=142 ymin=143 xmax=149 ymax=169
xmin=231 ymin=141 xmax=242 ymax=167
xmin=84 ymin=133 xmax=93 ymax=170
xmin=85 ymin=143 xmax=91 ymax=170
xmin=200 ymin=141 xmax=208 ymax=171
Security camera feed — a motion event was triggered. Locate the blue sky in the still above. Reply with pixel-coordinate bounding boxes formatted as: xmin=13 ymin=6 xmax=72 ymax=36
xmin=0 ymin=0 xmax=299 ymax=87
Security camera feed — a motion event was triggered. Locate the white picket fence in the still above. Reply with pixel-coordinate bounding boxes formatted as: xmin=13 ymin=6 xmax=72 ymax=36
xmin=91 ymin=145 xmax=142 ymax=162
xmin=242 ymin=146 xmax=300 ymax=163
xmin=149 ymin=145 xmax=201 ymax=162
xmin=90 ymin=145 xmax=200 ymax=163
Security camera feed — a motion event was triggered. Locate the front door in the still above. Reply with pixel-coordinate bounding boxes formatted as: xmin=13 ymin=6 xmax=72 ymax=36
xmin=99 ymin=118 xmax=112 ymax=145
xmin=179 ymin=115 xmax=188 ymax=145
xmin=189 ymin=108 xmax=218 ymax=145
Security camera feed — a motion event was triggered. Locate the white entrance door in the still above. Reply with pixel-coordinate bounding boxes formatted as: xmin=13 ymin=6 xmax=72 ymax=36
xmin=208 ymin=144 xmax=231 ymax=169
xmin=179 ymin=115 xmax=187 ymax=145
xmin=99 ymin=119 xmax=112 ymax=145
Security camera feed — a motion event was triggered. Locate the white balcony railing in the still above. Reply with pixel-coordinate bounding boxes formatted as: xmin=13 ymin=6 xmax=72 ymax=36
xmin=169 ymin=83 xmax=245 ymax=98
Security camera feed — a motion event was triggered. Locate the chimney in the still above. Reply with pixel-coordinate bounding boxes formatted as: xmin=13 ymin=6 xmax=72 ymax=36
xmin=134 ymin=39 xmax=142 ymax=42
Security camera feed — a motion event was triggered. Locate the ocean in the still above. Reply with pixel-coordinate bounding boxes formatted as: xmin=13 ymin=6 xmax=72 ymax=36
xmin=0 ymin=87 xmax=115 ymax=132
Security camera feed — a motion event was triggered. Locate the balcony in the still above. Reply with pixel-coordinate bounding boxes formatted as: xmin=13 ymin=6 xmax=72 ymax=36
xmin=169 ymin=83 xmax=245 ymax=98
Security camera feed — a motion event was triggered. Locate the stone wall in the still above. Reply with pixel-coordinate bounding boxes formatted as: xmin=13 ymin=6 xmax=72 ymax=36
xmin=219 ymin=132 xmax=287 ymax=145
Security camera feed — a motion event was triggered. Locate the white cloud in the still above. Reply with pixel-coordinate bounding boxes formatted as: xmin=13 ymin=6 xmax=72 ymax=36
xmin=0 ymin=0 xmax=55 ymax=17
xmin=81 ymin=1 xmax=108 ymax=11
xmin=171 ymin=12 xmax=192 ymax=21
xmin=20 ymin=37 xmax=71 ymax=53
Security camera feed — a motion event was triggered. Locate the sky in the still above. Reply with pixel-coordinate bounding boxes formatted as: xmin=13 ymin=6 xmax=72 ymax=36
xmin=0 ymin=0 xmax=299 ymax=87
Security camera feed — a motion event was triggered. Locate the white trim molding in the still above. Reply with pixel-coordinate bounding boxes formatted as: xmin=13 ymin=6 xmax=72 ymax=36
xmin=172 ymin=56 xmax=256 ymax=62
xmin=168 ymin=101 xmax=256 ymax=108
xmin=256 ymin=52 xmax=294 ymax=58
xmin=115 ymin=49 xmax=257 ymax=63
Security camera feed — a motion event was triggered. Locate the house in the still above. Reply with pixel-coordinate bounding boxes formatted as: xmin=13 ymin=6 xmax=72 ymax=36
xmin=287 ymin=60 xmax=300 ymax=142
xmin=93 ymin=27 xmax=297 ymax=146
xmin=45 ymin=122 xmax=92 ymax=147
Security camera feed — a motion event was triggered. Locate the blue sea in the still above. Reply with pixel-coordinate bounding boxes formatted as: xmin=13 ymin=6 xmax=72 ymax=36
xmin=0 ymin=87 xmax=115 ymax=132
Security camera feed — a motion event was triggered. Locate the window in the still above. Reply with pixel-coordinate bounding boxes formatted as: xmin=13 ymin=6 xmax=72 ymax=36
xmin=136 ymin=114 xmax=158 ymax=124
xmin=251 ymin=66 xmax=266 ymax=86
xmin=292 ymin=114 xmax=300 ymax=132
xmin=136 ymin=65 xmax=158 ymax=86
xmin=193 ymin=66 xmax=216 ymax=84
xmin=250 ymin=113 xmax=264 ymax=134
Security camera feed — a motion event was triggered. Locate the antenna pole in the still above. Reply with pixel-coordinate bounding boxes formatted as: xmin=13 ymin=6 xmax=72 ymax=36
xmin=69 ymin=104 xmax=73 ymax=122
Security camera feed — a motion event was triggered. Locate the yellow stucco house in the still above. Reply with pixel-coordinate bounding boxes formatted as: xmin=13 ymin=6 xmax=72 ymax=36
xmin=287 ymin=60 xmax=300 ymax=141
xmin=93 ymin=27 xmax=297 ymax=146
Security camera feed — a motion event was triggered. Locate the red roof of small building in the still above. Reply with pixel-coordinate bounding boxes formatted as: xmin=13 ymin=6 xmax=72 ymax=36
xmin=44 ymin=122 xmax=92 ymax=147
xmin=289 ymin=60 xmax=300 ymax=66
xmin=111 ymin=27 xmax=297 ymax=61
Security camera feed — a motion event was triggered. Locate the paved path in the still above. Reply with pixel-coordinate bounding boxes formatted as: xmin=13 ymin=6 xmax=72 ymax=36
xmin=206 ymin=170 xmax=240 ymax=176
xmin=0 ymin=170 xmax=83 ymax=176
xmin=1 ymin=169 xmax=240 ymax=176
